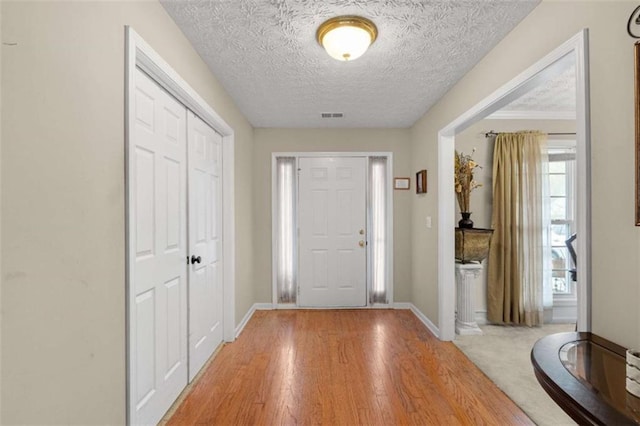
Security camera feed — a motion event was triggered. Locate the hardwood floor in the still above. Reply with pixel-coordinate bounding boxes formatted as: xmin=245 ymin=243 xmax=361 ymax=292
xmin=166 ymin=310 xmax=533 ymax=425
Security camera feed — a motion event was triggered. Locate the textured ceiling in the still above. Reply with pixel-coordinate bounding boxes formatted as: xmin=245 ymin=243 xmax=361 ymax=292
xmin=492 ymin=58 xmax=576 ymax=120
xmin=161 ymin=0 xmax=540 ymax=128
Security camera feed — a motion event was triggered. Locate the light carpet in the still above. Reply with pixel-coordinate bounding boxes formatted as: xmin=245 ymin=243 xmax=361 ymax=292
xmin=453 ymin=323 xmax=576 ymax=426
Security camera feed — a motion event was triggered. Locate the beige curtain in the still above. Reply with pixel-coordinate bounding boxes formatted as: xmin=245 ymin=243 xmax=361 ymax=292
xmin=488 ymin=131 xmax=547 ymax=326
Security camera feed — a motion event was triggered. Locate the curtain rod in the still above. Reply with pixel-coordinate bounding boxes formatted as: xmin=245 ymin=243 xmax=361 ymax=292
xmin=484 ymin=131 xmax=576 ymax=138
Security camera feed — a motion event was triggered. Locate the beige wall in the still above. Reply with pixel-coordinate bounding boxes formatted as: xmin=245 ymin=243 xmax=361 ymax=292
xmin=456 ymin=119 xmax=576 ymax=316
xmin=253 ymin=128 xmax=412 ymax=303
xmin=411 ymin=1 xmax=640 ymax=349
xmin=3 ymin=0 xmax=640 ymax=423
xmin=0 ymin=0 xmax=3 ymax=419
xmin=1 ymin=1 xmax=254 ymax=424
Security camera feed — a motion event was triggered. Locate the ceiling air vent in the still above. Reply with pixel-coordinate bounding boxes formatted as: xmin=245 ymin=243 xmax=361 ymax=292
xmin=321 ymin=112 xmax=344 ymax=118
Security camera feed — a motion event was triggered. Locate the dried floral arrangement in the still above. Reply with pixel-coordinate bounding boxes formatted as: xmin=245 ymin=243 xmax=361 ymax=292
xmin=454 ymin=149 xmax=482 ymax=213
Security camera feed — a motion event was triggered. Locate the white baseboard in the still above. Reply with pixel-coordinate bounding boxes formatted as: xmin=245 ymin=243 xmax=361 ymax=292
xmin=393 ymin=302 xmax=412 ymax=309
xmin=549 ymin=317 xmax=577 ymax=324
xmin=254 ymin=303 xmax=274 ymax=310
xmin=235 ymin=303 xmax=274 ymax=338
xmin=474 ymin=309 xmax=575 ymax=325
xmin=407 ymin=304 xmax=440 ymax=339
xmin=552 ymin=303 xmax=577 ymax=324
xmin=475 ymin=310 xmax=488 ymax=325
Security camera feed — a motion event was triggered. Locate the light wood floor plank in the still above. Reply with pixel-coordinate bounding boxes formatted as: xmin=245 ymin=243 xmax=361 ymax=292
xmin=166 ymin=310 xmax=533 ymax=425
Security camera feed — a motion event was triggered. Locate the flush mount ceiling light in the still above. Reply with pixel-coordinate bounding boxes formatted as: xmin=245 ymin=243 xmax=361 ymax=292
xmin=316 ymin=15 xmax=378 ymax=62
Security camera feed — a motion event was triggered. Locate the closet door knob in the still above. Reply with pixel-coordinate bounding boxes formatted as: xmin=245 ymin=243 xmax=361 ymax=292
xmin=190 ymin=255 xmax=202 ymax=264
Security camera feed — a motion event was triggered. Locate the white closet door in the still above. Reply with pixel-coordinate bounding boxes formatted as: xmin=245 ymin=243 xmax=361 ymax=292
xmin=298 ymin=156 xmax=367 ymax=307
xmin=130 ymin=68 xmax=188 ymax=425
xmin=187 ymin=111 xmax=224 ymax=381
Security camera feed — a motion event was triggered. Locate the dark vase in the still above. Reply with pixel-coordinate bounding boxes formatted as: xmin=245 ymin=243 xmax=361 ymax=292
xmin=458 ymin=212 xmax=474 ymax=229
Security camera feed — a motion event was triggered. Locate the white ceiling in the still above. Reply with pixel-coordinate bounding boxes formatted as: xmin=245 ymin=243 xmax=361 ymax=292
xmin=160 ymin=0 xmax=541 ymax=128
xmin=490 ymin=57 xmax=576 ymax=120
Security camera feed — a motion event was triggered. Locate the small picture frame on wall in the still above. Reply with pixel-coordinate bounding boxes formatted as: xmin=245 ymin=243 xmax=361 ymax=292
xmin=394 ymin=177 xmax=410 ymax=190
xmin=416 ymin=170 xmax=427 ymax=194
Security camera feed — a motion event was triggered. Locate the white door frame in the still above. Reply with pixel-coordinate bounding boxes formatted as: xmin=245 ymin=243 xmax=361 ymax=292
xmin=271 ymin=152 xmax=394 ymax=308
xmin=125 ymin=27 xmax=236 ymax=422
xmin=437 ymin=30 xmax=591 ymax=341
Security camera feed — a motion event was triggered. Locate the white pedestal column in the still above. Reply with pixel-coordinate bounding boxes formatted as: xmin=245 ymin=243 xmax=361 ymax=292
xmin=455 ymin=262 xmax=483 ymax=336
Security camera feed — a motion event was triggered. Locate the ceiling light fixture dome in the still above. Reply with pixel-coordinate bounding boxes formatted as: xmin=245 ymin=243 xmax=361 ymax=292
xmin=316 ymin=15 xmax=377 ymax=62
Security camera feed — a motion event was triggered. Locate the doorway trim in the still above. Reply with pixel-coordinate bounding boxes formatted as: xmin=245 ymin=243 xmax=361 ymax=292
xmin=437 ymin=30 xmax=591 ymax=341
xmin=271 ymin=152 xmax=394 ymax=308
xmin=125 ymin=27 xmax=236 ymax=422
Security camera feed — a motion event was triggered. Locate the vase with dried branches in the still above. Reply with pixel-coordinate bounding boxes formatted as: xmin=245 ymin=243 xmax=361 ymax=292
xmin=454 ymin=149 xmax=482 ymax=228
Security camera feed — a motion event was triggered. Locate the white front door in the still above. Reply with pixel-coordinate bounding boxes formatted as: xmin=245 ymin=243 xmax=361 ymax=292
xmin=187 ymin=112 xmax=224 ymax=381
xmin=130 ymin=68 xmax=188 ymax=425
xmin=298 ymin=157 xmax=367 ymax=307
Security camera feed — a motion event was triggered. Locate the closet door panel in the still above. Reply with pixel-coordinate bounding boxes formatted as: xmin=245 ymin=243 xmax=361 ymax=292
xmin=187 ymin=111 xmax=224 ymax=382
xmin=130 ymin=68 xmax=188 ymax=426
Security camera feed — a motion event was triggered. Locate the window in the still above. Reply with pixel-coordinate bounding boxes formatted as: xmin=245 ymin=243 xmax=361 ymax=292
xmin=546 ymin=142 xmax=576 ymax=299
xmin=369 ymin=156 xmax=388 ymax=304
xmin=275 ymin=157 xmax=297 ymax=303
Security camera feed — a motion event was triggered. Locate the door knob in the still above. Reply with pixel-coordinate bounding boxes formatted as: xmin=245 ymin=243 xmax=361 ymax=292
xmin=190 ymin=255 xmax=202 ymax=264
xmin=359 ymin=240 xmax=365 ymax=247
xmin=359 ymin=229 xmax=365 ymax=235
